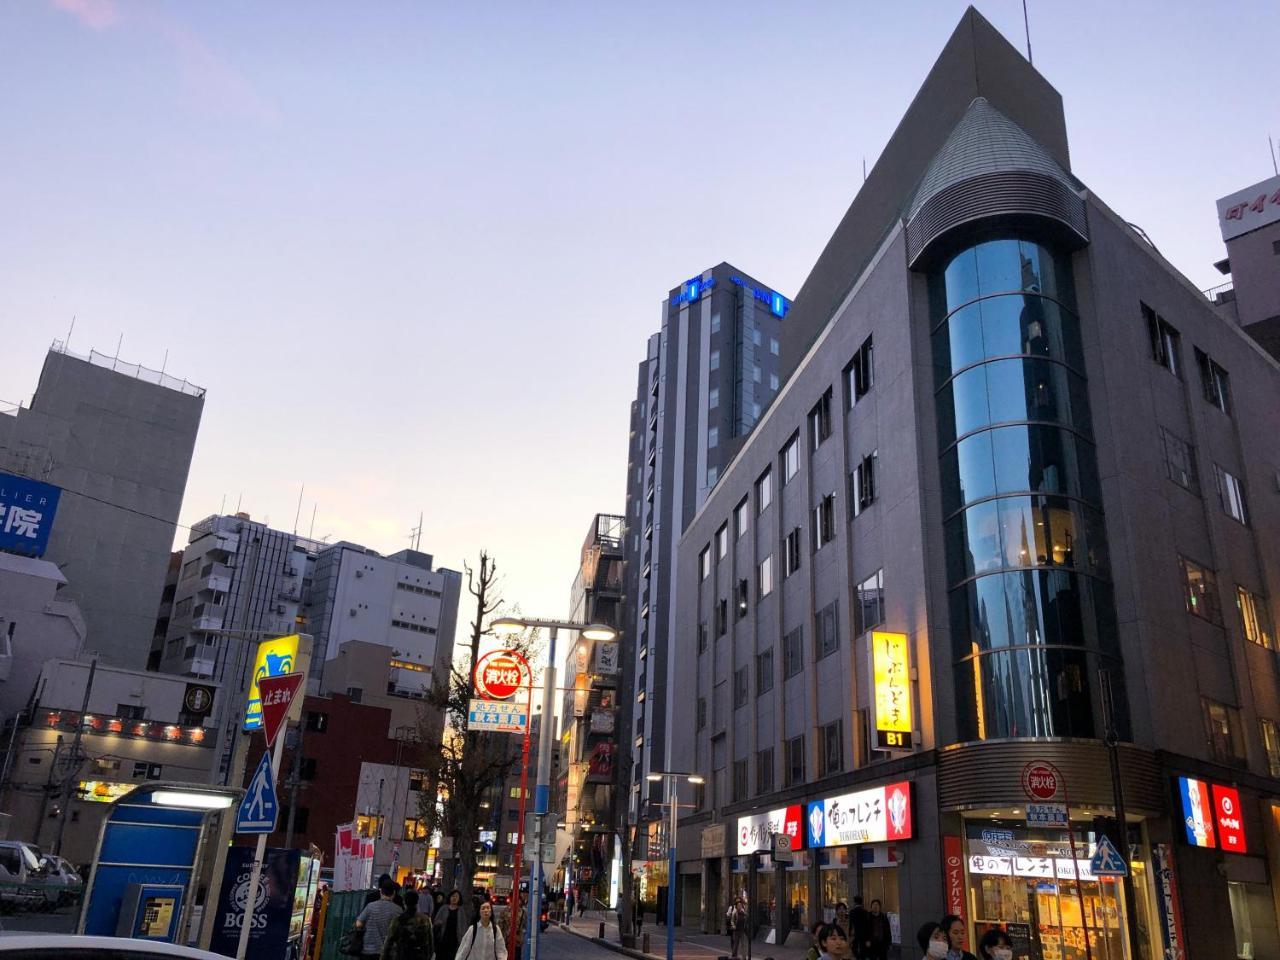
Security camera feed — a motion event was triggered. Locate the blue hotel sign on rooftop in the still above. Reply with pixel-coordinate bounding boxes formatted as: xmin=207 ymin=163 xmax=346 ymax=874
xmin=672 ymin=275 xmax=790 ymax=318
xmin=0 ymin=472 xmax=61 ymax=558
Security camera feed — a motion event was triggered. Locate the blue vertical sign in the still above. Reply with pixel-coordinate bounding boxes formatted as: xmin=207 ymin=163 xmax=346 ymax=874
xmin=0 ymin=472 xmax=61 ymax=557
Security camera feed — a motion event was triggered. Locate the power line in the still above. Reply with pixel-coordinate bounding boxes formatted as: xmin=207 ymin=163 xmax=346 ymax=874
xmin=2 ymin=465 xmax=198 ymax=535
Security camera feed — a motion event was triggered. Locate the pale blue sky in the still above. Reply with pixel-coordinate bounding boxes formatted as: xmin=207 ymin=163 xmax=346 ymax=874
xmin=2 ymin=1 xmax=1277 ymax=651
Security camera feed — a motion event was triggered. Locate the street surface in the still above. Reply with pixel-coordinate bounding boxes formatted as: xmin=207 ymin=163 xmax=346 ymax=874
xmin=560 ymin=912 xmax=811 ymax=960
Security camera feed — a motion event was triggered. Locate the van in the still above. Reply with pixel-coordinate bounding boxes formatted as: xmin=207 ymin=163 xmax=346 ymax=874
xmin=0 ymin=841 xmax=50 ymax=912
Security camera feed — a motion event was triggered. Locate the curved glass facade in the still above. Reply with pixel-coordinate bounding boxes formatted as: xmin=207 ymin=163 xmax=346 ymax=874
xmin=930 ymin=237 xmax=1125 ymax=741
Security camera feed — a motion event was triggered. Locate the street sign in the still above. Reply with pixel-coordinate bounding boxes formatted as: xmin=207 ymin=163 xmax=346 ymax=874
xmin=1021 ymin=761 xmax=1062 ymax=801
xmin=1090 ymin=835 xmax=1129 ymax=877
xmin=772 ymin=833 xmax=794 ymax=864
xmin=258 ymin=672 xmax=304 ymax=748
xmin=468 ymin=697 xmax=528 ymax=733
xmin=474 ymin=650 xmax=530 ymax=701
xmin=1025 ymin=803 xmax=1068 ymax=828
xmin=237 ymin=751 xmax=280 ymax=834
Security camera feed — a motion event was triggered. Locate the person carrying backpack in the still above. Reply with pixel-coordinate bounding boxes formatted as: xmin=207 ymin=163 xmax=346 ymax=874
xmin=381 ymin=889 xmax=434 ymax=960
xmin=455 ymin=900 xmax=508 ymax=960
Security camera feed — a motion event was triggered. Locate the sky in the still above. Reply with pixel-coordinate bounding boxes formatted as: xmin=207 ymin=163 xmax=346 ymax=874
xmin=2 ymin=0 xmax=1278 ymax=662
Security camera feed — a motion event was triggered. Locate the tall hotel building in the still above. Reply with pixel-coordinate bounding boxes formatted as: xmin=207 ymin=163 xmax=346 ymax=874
xmin=622 ymin=263 xmax=790 ymax=831
xmin=667 ymin=9 xmax=1280 ymax=960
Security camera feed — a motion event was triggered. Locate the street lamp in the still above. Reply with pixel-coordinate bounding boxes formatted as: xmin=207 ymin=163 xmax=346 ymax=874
xmin=489 ymin=616 xmax=617 ymax=960
xmin=647 ymin=771 xmax=704 ymax=960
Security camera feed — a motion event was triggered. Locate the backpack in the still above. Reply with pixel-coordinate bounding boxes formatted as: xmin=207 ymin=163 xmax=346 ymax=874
xmin=386 ymin=913 xmax=434 ymax=960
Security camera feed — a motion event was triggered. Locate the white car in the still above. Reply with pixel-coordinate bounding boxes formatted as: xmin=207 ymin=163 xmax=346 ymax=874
xmin=0 ymin=842 xmax=46 ymax=912
xmin=38 ymin=854 xmax=84 ymax=907
xmin=0 ymin=934 xmax=227 ymax=958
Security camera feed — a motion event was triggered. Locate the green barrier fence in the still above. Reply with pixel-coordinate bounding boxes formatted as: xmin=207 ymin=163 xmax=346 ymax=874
xmin=317 ymin=890 xmax=369 ymax=960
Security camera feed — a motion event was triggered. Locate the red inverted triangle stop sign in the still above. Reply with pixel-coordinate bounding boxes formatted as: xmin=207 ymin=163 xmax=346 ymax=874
xmin=258 ymin=672 xmax=304 ymax=748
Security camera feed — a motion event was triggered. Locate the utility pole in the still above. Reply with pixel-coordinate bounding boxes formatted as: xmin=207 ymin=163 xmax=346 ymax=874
xmin=53 ymin=656 xmax=96 ymax=856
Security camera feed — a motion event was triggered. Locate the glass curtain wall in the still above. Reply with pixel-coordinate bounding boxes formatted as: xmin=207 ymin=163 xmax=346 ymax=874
xmin=929 ymin=237 xmax=1127 ymax=740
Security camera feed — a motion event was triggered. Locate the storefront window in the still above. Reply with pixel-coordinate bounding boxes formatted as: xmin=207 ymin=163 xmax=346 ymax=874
xmin=819 ymin=847 xmax=850 ymax=922
xmin=964 ymin=819 xmax=1145 ymax=960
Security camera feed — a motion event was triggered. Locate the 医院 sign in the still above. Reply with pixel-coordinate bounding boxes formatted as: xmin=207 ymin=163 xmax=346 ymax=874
xmin=0 ymin=472 xmax=61 ymax=558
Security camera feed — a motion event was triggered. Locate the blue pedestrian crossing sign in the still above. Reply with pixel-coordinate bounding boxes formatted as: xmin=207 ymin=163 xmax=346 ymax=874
xmin=236 ymin=752 xmax=279 ymax=834
xmin=1090 ymin=835 xmax=1128 ymax=877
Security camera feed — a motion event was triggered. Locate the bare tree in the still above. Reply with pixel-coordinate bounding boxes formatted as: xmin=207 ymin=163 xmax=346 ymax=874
xmin=415 ymin=551 xmax=540 ymax=896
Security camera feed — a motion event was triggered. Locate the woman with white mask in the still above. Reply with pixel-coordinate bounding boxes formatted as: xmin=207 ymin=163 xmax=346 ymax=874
xmin=917 ymin=921 xmax=949 ymax=960
xmin=976 ymin=927 xmax=1014 ymax=960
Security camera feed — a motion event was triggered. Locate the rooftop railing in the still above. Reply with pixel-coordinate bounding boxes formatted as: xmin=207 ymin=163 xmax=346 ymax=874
xmin=50 ymin=339 xmax=206 ymax=398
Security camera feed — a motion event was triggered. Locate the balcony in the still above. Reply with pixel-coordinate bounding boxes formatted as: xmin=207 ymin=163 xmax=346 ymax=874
xmin=1203 ymin=280 xmax=1235 ymax=306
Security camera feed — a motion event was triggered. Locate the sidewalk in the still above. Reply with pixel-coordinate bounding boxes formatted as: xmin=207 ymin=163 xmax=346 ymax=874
xmin=560 ymin=910 xmax=811 ymax=960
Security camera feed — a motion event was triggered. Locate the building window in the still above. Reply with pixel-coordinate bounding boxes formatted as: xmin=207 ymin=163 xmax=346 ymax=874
xmin=716 ymin=599 xmax=728 ymax=636
xmin=819 ymin=720 xmax=843 ymax=776
xmin=782 ymin=436 xmax=800 ymax=484
xmin=711 ymin=313 xmax=721 ymax=333
xmin=709 ymin=388 xmax=719 ymax=409
xmin=404 ymin=818 xmax=428 ymax=841
xmin=1160 ymin=428 xmax=1198 ymax=493
xmin=770 ymin=373 xmax=779 ymax=391
xmin=851 ymin=452 xmax=878 ymax=515
xmin=1215 ymin=465 xmax=1248 ymax=524
xmin=770 ymin=337 xmax=780 ymax=356
xmin=1143 ymin=303 xmax=1181 ymax=376
xmin=696 ymin=698 xmax=707 ymax=730
xmin=697 ymin=621 xmax=708 ymax=653
xmin=1262 ymin=720 xmax=1280 ymax=778
xmin=707 ymin=465 xmax=719 ymax=487
xmin=854 ymin=570 xmax=885 ymax=636
xmin=785 ymin=735 xmax=805 ymax=786
xmin=848 ymin=335 xmax=875 ymax=405
xmin=756 ymin=649 xmax=774 ymax=694
xmin=732 ymin=759 xmax=749 ymax=802
xmin=812 ymin=493 xmax=836 ymax=550
xmin=346 ymin=686 xmax=363 ymax=703
xmin=758 ymin=555 xmax=774 ymax=598
xmin=783 ymin=626 xmax=804 ymax=679
xmin=699 ymin=547 xmax=711 ymax=581
xmin=809 ymin=390 xmax=833 ymax=451
xmin=736 ymin=579 xmax=750 ymax=619
xmin=282 ymin=806 xmax=310 ymax=833
xmin=784 ymin=528 xmax=802 ymax=578
xmin=408 ymin=770 xmax=426 ymax=793
xmin=710 ymin=350 xmax=720 ymax=371
xmin=717 ymin=524 xmax=729 ymax=559
xmin=734 ymin=668 xmax=749 ymax=710
xmin=1238 ymin=587 xmax=1274 ymax=650
xmin=1195 ymin=348 xmax=1232 ymax=414
xmin=299 ymin=757 xmax=317 ymax=781
xmin=1179 ymin=556 xmax=1221 ymax=623
xmin=756 ymin=748 xmax=774 ymax=795
xmin=756 ymin=469 xmax=773 ymax=514
xmin=708 ymin=427 xmax=719 ymax=450
xmin=814 ymin=601 xmax=839 ymax=660
xmin=735 ymin=498 xmax=750 ymax=539
xmin=1203 ymin=699 xmax=1246 ymax=765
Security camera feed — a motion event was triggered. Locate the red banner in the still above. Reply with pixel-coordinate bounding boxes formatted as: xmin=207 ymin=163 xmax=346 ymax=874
xmin=943 ymin=835 xmax=967 ymax=947
xmin=1212 ymin=784 xmax=1248 ymax=854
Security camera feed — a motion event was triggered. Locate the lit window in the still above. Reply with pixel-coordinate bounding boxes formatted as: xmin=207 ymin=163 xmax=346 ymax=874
xmin=1238 ymin=587 xmax=1274 ymax=650
xmin=1203 ymin=699 xmax=1245 ymax=765
xmin=1179 ymin=556 xmax=1221 ymax=623
xmin=1262 ymin=719 xmax=1280 ymax=778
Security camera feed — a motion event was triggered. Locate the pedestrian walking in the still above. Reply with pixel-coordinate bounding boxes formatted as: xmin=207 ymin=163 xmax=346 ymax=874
xmin=566 ymin=890 xmax=575 ymax=921
xmin=725 ymin=895 xmax=749 ymax=959
xmin=381 ymin=889 xmax=434 ymax=960
xmin=634 ymin=891 xmax=644 ymax=933
xmin=939 ymin=915 xmax=978 ymax=960
xmin=354 ymin=877 xmax=404 ymax=958
xmin=802 ymin=919 xmax=825 ymax=960
xmin=456 ymin=900 xmax=508 ymax=960
xmin=433 ymin=890 xmax=472 ymax=960
xmin=864 ymin=900 xmax=891 ymax=960
xmin=814 ymin=922 xmax=852 ymax=960
xmin=976 ymin=928 xmax=1013 ymax=960
xmin=917 ymin=922 xmax=948 ymax=960
xmin=849 ymin=897 xmax=869 ymax=958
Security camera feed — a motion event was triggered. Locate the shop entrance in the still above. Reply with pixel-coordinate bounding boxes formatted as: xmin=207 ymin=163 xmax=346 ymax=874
xmin=964 ymin=819 xmax=1156 ymax=960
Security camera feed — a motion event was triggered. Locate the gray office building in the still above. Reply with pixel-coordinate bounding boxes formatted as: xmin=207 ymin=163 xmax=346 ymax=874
xmin=0 ymin=343 xmax=203 ymax=668
xmin=1208 ymin=171 xmax=1280 ymax=359
xmin=667 ymin=10 xmax=1280 ymax=960
xmin=621 ymin=263 xmax=790 ymax=834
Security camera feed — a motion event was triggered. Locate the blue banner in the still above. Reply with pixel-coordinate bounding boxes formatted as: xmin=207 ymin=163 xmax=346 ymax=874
xmin=0 ymin=472 xmax=61 ymax=557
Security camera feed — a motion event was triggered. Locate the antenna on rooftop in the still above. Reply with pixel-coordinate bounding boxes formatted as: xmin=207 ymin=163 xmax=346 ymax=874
xmin=115 ymin=333 xmax=123 ymax=359
xmin=160 ymin=349 xmax=169 ymax=376
xmin=408 ymin=512 xmax=424 ymax=552
xmin=1022 ymin=0 xmax=1033 ymax=65
xmin=292 ymin=483 xmax=305 ymax=535
xmin=1270 ymin=134 xmax=1278 ymax=176
xmin=66 ymin=316 xmax=76 ymax=352
xmin=862 ymin=157 xmax=867 ymax=182
xmin=309 ymin=504 xmax=318 ymax=540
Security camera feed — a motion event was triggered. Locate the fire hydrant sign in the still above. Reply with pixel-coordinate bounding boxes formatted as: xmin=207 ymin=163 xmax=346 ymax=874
xmin=474 ymin=650 xmax=530 ymax=700
xmin=468 ymin=698 xmax=528 ymax=733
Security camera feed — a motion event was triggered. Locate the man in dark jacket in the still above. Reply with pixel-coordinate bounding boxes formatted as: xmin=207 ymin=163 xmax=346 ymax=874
xmin=865 ymin=899 xmax=891 ymax=960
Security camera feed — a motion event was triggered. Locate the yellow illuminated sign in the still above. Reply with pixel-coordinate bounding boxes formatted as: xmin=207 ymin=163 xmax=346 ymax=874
xmin=872 ymin=631 xmax=913 ymax=750
xmin=244 ymin=634 xmax=300 ymax=730
xmin=77 ymin=780 xmax=135 ymax=803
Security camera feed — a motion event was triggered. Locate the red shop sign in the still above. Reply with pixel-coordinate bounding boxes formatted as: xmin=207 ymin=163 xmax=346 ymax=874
xmin=943 ymin=835 xmax=968 ymax=947
xmin=1212 ymin=784 xmax=1248 ymax=854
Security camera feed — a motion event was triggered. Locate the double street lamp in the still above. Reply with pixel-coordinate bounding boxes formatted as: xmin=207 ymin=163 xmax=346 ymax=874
xmin=646 ymin=770 xmax=704 ymax=960
xmin=491 ymin=616 xmax=616 ymax=960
